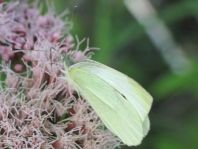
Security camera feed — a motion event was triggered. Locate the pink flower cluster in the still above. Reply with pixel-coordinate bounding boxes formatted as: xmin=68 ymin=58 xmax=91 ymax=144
xmin=0 ymin=1 xmax=120 ymax=149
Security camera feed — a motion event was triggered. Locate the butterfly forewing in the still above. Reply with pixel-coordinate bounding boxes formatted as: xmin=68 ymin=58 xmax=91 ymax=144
xmin=69 ymin=60 xmax=153 ymax=121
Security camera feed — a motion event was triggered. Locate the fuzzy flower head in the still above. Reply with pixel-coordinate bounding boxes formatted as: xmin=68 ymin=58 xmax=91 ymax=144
xmin=0 ymin=1 xmax=120 ymax=149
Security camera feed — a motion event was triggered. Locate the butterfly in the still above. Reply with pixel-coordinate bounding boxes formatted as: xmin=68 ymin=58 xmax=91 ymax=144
xmin=66 ymin=59 xmax=153 ymax=146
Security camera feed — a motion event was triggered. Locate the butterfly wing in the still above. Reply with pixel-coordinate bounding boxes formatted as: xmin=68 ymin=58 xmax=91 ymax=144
xmin=69 ymin=60 xmax=153 ymax=121
xmin=68 ymin=60 xmax=153 ymax=146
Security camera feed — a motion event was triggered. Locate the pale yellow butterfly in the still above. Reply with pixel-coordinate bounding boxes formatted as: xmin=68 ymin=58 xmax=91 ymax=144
xmin=66 ymin=59 xmax=153 ymax=146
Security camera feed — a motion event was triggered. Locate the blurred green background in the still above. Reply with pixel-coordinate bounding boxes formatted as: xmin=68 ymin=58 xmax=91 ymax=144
xmin=2 ymin=0 xmax=197 ymax=148
xmin=53 ymin=0 xmax=198 ymax=149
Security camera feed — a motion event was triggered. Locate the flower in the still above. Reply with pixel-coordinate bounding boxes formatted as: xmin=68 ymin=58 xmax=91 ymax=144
xmin=0 ymin=1 xmax=120 ymax=149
